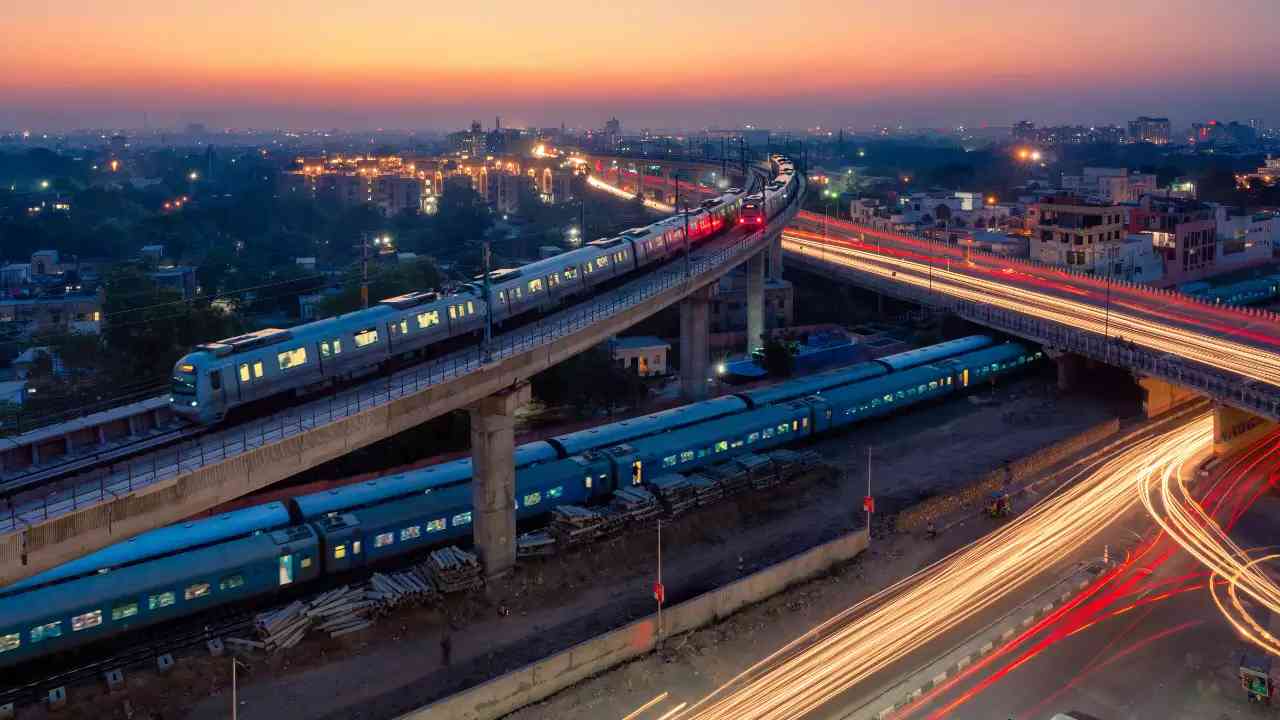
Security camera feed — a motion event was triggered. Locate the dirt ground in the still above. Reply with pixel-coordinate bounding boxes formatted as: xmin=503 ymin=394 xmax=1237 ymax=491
xmin=18 ymin=369 xmax=1119 ymax=720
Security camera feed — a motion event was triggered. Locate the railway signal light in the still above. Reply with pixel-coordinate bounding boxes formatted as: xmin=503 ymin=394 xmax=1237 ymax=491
xmin=863 ymin=496 xmax=875 ymax=513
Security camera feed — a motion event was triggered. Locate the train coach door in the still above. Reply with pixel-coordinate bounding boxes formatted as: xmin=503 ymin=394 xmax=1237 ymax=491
xmin=208 ymin=369 xmax=229 ymax=409
xmin=961 ymin=368 xmax=970 ymax=388
xmin=278 ymin=554 xmax=295 ymax=586
xmin=631 ymin=460 xmax=643 ymax=486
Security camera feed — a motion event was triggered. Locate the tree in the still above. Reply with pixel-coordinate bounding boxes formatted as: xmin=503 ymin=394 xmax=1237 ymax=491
xmin=317 ymin=258 xmax=444 ymax=317
xmin=761 ymin=337 xmax=795 ymax=378
xmin=531 ymin=345 xmax=649 ymax=414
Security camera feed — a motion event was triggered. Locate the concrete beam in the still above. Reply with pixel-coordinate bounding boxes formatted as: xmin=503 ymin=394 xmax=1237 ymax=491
xmin=1138 ymin=375 xmax=1199 ymax=419
xmin=469 ymin=383 xmax=530 ymax=579
xmin=1214 ymin=402 xmax=1276 ymax=457
xmin=746 ymin=252 xmax=765 ymax=355
xmin=768 ymin=234 xmax=783 ymax=281
xmin=1055 ymin=352 xmax=1083 ymax=392
xmin=680 ymin=284 xmax=713 ymax=401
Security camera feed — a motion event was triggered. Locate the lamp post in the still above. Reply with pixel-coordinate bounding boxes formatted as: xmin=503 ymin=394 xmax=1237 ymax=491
xmin=482 ymin=239 xmax=493 ymax=363
xmin=674 ymin=171 xmax=690 ymax=280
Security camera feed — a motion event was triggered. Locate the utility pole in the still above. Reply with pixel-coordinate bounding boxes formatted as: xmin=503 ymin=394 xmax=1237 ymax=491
xmin=721 ymin=137 xmax=727 ymax=179
xmin=656 ymin=519 xmax=664 ymax=646
xmin=866 ymin=447 xmax=873 ymax=539
xmin=360 ymin=232 xmax=370 ymax=309
xmin=676 ymin=172 xmax=690 ymax=280
xmin=579 ymin=199 xmax=586 ymax=241
xmin=482 ymin=239 xmax=493 ymax=363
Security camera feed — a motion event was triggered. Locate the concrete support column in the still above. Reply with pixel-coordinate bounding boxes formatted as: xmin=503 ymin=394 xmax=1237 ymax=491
xmin=1055 ymin=352 xmax=1084 ymax=392
xmin=768 ymin=234 xmax=783 ymax=281
xmin=1214 ymin=402 xmax=1276 ymax=457
xmin=746 ymin=252 xmax=765 ymax=355
xmin=1138 ymin=376 xmax=1199 ymax=419
xmin=468 ymin=382 xmax=530 ymax=580
xmin=680 ymin=285 xmax=713 ymax=401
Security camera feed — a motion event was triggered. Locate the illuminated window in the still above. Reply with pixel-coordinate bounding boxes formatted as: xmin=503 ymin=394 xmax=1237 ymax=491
xmin=466 ymin=301 xmax=475 ymax=313
xmin=663 ymin=455 xmax=678 ymax=467
xmin=185 ymin=583 xmax=211 ymax=600
xmin=72 ymin=610 xmax=103 ymax=632
xmin=524 ymin=491 xmax=542 ymax=506
xmin=426 ymin=518 xmax=446 ymax=532
xmin=715 ymin=440 xmax=729 ymax=453
xmin=333 ymin=544 xmax=347 ymax=560
xmin=239 ymin=363 xmax=250 ymax=382
xmin=452 ymin=511 xmax=472 ymax=526
xmin=777 ymin=423 xmax=789 ymax=434
xmin=29 ymin=622 xmax=62 ymax=643
xmin=584 ymin=475 xmax=593 ymax=489
xmin=375 ymin=532 xmax=394 ymax=548
xmin=301 ymin=557 xmax=311 ymax=569
xmin=0 ymin=633 xmax=19 ymax=653
xmin=596 ymin=257 xmax=609 ymax=268
xmin=321 ymin=339 xmax=342 ymax=358
xmin=112 ymin=603 xmax=139 ymax=621
xmin=548 ymin=486 xmax=563 ymax=499
xmin=548 ymin=274 xmax=560 ymax=287
xmin=277 ymin=347 xmax=307 ymax=371
xmin=528 ymin=278 xmax=544 ymax=293
xmin=148 ymin=592 xmax=176 ymax=610
xmin=563 ymin=267 xmax=578 ymax=280
xmin=397 ymin=319 xmax=409 ymax=334
xmin=400 ymin=526 xmax=421 ymax=541
xmin=253 ymin=361 xmax=264 ymax=379
xmin=417 ymin=310 xmax=440 ymax=329
xmin=354 ymin=328 xmax=379 ymax=347
xmin=762 ymin=427 xmax=775 ymax=439
xmin=219 ymin=575 xmax=245 ymax=591
xmin=747 ymin=432 xmax=760 ymax=444
xmin=449 ymin=305 xmax=457 ymax=319
xmin=680 ymin=450 xmax=695 ymax=463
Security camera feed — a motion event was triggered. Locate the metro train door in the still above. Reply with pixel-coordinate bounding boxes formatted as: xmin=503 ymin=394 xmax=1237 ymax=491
xmin=961 ymin=368 xmax=970 ymax=388
xmin=631 ymin=460 xmax=643 ymax=486
xmin=208 ymin=368 xmax=228 ymax=411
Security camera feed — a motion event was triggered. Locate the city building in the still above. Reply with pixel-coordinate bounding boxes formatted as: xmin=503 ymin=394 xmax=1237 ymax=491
xmin=0 ymin=295 xmax=102 ymax=335
xmin=611 ymin=336 xmax=669 ymax=377
xmin=1061 ymin=168 xmax=1156 ymax=203
xmin=1236 ymin=155 xmax=1280 ymax=190
xmin=449 ymin=121 xmax=488 ymax=158
xmin=486 ymin=171 xmax=526 ymax=216
xmin=1127 ymin=196 xmax=1223 ymax=284
xmin=1127 ymin=117 xmax=1171 ymax=144
xmin=149 ymin=265 xmax=198 ymax=299
xmin=1189 ymin=120 xmax=1258 ymax=147
xmin=1213 ymin=206 xmax=1279 ymax=260
xmin=1027 ymin=195 xmax=1128 ymax=270
xmin=710 ymin=270 xmax=794 ymax=333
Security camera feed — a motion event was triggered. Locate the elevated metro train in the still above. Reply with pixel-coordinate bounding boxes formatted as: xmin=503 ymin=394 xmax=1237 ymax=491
xmin=169 ymin=156 xmax=799 ymax=424
xmin=0 ymin=335 xmax=1044 ymax=669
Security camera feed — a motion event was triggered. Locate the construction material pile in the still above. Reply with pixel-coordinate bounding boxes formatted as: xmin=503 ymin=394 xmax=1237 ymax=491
xmin=685 ymin=473 xmax=724 ymax=506
xmin=252 ymin=585 xmax=373 ymax=651
xmin=610 ymin=486 xmax=661 ymax=525
xmin=700 ymin=462 xmax=752 ymax=496
xmin=736 ymin=453 xmax=778 ymax=489
xmin=427 ymin=546 xmax=484 ymax=593
xmin=548 ymin=505 xmax=611 ymax=546
xmin=767 ymin=448 xmax=825 ymax=476
xmin=517 ymin=530 xmax=557 ymax=557
xmin=646 ymin=474 xmax=700 ymax=516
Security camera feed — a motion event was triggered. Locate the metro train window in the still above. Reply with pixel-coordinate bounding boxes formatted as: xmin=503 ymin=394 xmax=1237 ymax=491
xmin=397 ymin=319 xmax=409 ymax=335
xmin=401 ymin=525 xmax=421 ymax=541
xmin=278 ymin=556 xmax=294 ymax=586
xmin=452 ymin=511 xmax=472 ymax=526
xmin=662 ymin=455 xmax=677 ymax=468
xmin=354 ymin=328 xmax=379 ymax=348
xmin=548 ymin=486 xmax=563 ymax=499
xmin=426 ymin=519 xmax=445 ymax=532
xmin=301 ymin=557 xmax=312 ymax=569
xmin=148 ymin=591 xmax=175 ymax=610
xmin=680 ymin=450 xmax=695 ymax=463
xmin=375 ymin=532 xmax=394 ymax=548
xmin=527 ymin=278 xmax=543 ymax=293
xmin=417 ymin=310 xmax=441 ymax=329
xmin=548 ymin=273 xmax=560 ymax=287
xmin=596 ymin=257 xmax=609 ymax=268
xmin=747 ymin=432 xmax=760 ymax=444
xmin=524 ymin=491 xmax=542 ymax=506
xmin=253 ymin=361 xmax=264 ymax=379
xmin=277 ymin=347 xmax=307 ymax=371
xmin=333 ymin=544 xmax=347 ymax=560
xmin=762 ymin=427 xmax=775 ymax=439
xmin=731 ymin=439 xmax=744 ymax=449
xmin=220 ymin=575 xmax=245 ymax=591
xmin=321 ymin=339 xmax=343 ymax=358
xmin=467 ymin=301 xmax=475 ymax=313
xmin=511 ymin=288 xmax=522 ymax=300
xmin=563 ymin=267 xmax=578 ymax=280
xmin=185 ymin=583 xmax=211 ymax=601
xmin=239 ymin=363 xmax=250 ymax=382
xmin=112 ymin=603 xmax=139 ymax=621
xmin=72 ymin=610 xmax=102 ymax=632
xmin=0 ymin=633 xmax=19 ymax=653
xmin=714 ymin=440 xmax=729 ymax=453
xmin=29 ymin=622 xmax=62 ymax=643
xmin=450 ymin=304 xmax=458 ymax=319
xmin=582 ymin=262 xmax=594 ymax=275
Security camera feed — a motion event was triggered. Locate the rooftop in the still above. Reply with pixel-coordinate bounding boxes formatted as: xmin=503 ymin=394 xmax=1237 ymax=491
xmin=612 ymin=335 xmax=669 ymax=351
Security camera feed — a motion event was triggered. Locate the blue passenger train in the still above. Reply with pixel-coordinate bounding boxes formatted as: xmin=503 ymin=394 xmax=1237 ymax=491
xmin=1 ymin=335 xmax=1041 ymax=669
xmin=170 ymin=157 xmax=799 ymax=424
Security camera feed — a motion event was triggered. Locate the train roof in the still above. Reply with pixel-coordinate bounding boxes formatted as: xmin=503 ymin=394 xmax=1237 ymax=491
xmin=292 ymin=442 xmax=558 ymax=518
xmin=618 ymin=402 xmax=810 ymax=458
xmin=549 ymin=395 xmax=748 ymax=456
xmin=0 ymin=528 xmax=303 ymax=628
xmin=1 ymin=502 xmax=292 ymax=595
xmin=875 ymin=335 xmax=994 ymax=371
xmin=735 ymin=362 xmax=887 ymax=408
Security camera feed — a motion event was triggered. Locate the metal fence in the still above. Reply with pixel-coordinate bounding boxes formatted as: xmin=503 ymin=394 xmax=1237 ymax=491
xmin=0 ymin=195 xmax=802 ymax=535
xmin=785 ymin=247 xmax=1280 ymax=422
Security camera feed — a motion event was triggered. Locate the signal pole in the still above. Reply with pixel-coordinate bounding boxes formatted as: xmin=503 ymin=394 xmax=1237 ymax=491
xmin=360 ymin=232 xmax=370 ymax=309
xmin=482 ymin=239 xmax=493 ymax=363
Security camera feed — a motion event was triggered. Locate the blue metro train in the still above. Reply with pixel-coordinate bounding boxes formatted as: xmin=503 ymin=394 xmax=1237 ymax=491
xmin=0 ymin=335 xmax=1042 ymax=669
xmin=169 ymin=156 xmax=799 ymax=424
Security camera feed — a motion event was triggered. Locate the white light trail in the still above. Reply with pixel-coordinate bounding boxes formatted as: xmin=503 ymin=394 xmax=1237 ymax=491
xmin=587 ymin=175 xmax=674 ymax=212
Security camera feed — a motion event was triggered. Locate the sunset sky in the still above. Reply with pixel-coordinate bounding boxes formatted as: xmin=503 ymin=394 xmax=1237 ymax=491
xmin=4 ymin=0 xmax=1278 ymax=131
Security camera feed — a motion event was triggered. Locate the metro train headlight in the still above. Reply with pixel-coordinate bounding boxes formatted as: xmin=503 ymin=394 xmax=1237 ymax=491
xmin=190 ymin=401 xmax=199 ymax=407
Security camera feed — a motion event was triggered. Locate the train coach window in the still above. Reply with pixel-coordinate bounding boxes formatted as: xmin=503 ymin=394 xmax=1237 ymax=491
xmin=451 ymin=511 xmax=472 ymax=527
xmin=0 ymin=633 xmax=19 ymax=653
xmin=583 ymin=475 xmax=592 ymax=489
xmin=396 ymin=319 xmax=409 ymax=335
xmin=417 ymin=310 xmax=441 ymax=329
xmin=762 ymin=427 xmax=775 ymax=439
xmin=278 ymin=556 xmax=295 ymax=586
xmin=333 ymin=544 xmax=347 ymax=560
xmin=524 ymin=491 xmax=542 ymax=506
xmin=680 ymin=450 xmax=695 ymax=463
xmin=714 ymin=440 xmax=729 ymax=453
xmin=595 ymin=256 xmax=609 ymax=269
xmin=400 ymin=526 xmax=421 ymax=541
xmin=548 ymin=274 xmax=560 ymax=287
xmin=29 ymin=622 xmax=62 ymax=643
xmin=375 ymin=532 xmax=394 ymax=548
xmin=353 ymin=541 xmax=362 ymax=555
xmin=72 ymin=610 xmax=103 ymax=632
xmin=426 ymin=519 xmax=445 ymax=532
xmin=277 ymin=347 xmax=308 ymax=371
xmin=301 ymin=557 xmax=312 ymax=569
xmin=148 ymin=592 xmax=175 ymax=610
xmin=549 ymin=486 xmax=563 ymax=499
xmin=747 ymin=432 xmax=760 ymax=444
xmin=321 ymin=339 xmax=343 ymax=358
xmin=219 ymin=575 xmax=245 ymax=591
xmin=111 ymin=603 xmax=138 ymax=621
xmin=354 ymin=328 xmax=379 ymax=348
xmin=253 ymin=361 xmax=264 ymax=379
xmin=239 ymin=363 xmax=251 ymax=383
xmin=527 ymin=278 xmax=544 ymax=294
xmin=563 ymin=267 xmax=578 ymax=280
xmin=662 ymin=455 xmax=677 ymax=468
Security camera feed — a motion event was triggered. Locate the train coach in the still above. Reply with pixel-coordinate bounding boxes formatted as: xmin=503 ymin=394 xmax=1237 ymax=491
xmin=171 ymin=157 xmax=797 ymax=424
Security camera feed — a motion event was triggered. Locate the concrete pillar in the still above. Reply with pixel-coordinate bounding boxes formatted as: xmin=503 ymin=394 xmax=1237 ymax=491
xmin=680 ymin=285 xmax=713 ymax=401
xmin=746 ymin=252 xmax=765 ymax=355
xmin=1213 ymin=402 xmax=1276 ymax=457
xmin=768 ymin=234 xmax=783 ymax=281
xmin=1138 ymin=376 xmax=1199 ymax=419
xmin=1055 ymin=352 xmax=1083 ymax=392
xmin=468 ymin=382 xmax=530 ymax=580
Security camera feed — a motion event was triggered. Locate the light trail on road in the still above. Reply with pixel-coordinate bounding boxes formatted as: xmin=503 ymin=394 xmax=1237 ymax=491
xmin=673 ymin=416 xmax=1213 ymax=720
xmin=784 ymin=232 xmax=1280 ymax=388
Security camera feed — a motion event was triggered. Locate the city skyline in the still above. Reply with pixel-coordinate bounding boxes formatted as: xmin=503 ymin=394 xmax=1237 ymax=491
xmin=4 ymin=0 xmax=1279 ymax=132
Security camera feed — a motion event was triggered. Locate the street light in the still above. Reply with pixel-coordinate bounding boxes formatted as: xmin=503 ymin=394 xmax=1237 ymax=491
xmin=38 ymin=180 xmax=49 ymax=190
xmin=188 ymin=171 xmax=199 ymax=181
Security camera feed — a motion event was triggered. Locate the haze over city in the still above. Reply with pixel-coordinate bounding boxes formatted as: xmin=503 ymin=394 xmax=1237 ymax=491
xmin=5 ymin=0 xmax=1280 ymax=130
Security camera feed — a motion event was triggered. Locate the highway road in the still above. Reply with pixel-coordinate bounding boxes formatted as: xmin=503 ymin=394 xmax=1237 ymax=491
xmin=670 ymin=408 xmax=1214 ymax=720
xmin=783 ymin=218 xmax=1280 ymax=390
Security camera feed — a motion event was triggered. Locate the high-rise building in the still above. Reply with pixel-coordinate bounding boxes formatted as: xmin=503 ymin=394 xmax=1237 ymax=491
xmin=1127 ymin=117 xmax=1170 ymax=144
xmin=1026 ymin=195 xmax=1128 ymax=272
xmin=1011 ymin=120 xmax=1036 ymax=143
